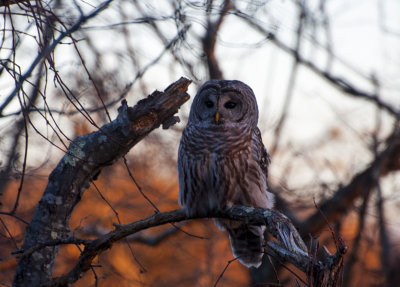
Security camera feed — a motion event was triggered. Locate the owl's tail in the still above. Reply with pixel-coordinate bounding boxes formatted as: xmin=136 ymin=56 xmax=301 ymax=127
xmin=227 ymin=225 xmax=265 ymax=268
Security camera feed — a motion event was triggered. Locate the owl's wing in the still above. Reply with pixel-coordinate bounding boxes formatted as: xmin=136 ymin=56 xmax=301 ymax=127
xmin=254 ymin=127 xmax=270 ymax=179
xmin=177 ymin=141 xmax=188 ymax=206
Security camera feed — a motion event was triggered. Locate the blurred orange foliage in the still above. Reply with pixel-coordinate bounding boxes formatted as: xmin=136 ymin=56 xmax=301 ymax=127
xmin=0 ymin=155 xmax=387 ymax=286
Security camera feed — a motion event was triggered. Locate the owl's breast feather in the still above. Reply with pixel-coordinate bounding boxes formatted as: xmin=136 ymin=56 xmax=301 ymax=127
xmin=183 ymin=124 xmax=253 ymax=156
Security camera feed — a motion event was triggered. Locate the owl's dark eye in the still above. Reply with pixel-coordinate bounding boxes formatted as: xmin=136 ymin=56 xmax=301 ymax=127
xmin=224 ymin=101 xmax=237 ymax=109
xmin=205 ymin=100 xmax=214 ymax=108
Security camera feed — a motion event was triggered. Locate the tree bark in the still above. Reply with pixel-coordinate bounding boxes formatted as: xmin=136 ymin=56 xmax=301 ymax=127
xmin=12 ymin=77 xmax=191 ymax=287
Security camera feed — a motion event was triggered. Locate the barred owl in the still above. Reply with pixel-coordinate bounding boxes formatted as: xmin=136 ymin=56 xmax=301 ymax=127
xmin=178 ymin=80 xmax=274 ymax=268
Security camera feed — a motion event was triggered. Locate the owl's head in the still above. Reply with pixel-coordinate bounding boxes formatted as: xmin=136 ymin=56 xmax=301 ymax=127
xmin=188 ymin=80 xmax=259 ymax=127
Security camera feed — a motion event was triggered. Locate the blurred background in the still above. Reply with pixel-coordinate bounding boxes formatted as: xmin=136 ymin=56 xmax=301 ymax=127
xmin=0 ymin=0 xmax=399 ymax=286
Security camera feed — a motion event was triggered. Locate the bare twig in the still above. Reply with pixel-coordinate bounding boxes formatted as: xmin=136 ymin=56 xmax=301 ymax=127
xmin=0 ymin=212 xmax=28 ymax=225
xmin=0 ymin=218 xmax=18 ymax=249
xmin=213 ymin=257 xmax=238 ymax=287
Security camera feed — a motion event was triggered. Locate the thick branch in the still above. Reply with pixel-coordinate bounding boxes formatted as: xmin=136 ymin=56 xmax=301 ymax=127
xmin=45 ymin=206 xmax=345 ymax=287
xmin=12 ymin=77 xmax=191 ymax=287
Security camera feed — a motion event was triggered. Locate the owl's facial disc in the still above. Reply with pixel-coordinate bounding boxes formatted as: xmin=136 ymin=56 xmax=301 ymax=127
xmin=189 ymin=80 xmax=259 ymax=128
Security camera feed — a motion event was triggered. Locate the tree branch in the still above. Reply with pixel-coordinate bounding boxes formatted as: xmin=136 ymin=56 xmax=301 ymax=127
xmin=12 ymin=77 xmax=191 ymax=287
xmin=45 ymin=206 xmax=345 ymax=287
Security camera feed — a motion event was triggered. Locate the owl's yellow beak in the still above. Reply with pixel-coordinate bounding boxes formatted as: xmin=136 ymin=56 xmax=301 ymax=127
xmin=215 ymin=111 xmax=220 ymax=123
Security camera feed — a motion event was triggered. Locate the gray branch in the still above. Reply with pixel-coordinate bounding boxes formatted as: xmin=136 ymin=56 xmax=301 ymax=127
xmin=45 ymin=206 xmax=346 ymax=287
xmin=12 ymin=77 xmax=192 ymax=287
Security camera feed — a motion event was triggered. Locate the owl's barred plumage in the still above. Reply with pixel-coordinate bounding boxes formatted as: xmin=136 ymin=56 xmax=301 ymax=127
xmin=178 ymin=80 xmax=274 ymax=268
